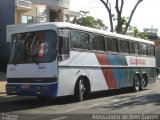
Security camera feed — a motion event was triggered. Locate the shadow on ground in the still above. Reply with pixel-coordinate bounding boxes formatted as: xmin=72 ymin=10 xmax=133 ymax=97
xmin=94 ymin=92 xmax=160 ymax=110
xmin=0 ymin=87 xmax=159 ymax=113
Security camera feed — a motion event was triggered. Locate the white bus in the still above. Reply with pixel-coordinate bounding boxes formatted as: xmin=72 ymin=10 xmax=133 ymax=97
xmin=6 ymin=22 xmax=156 ymax=101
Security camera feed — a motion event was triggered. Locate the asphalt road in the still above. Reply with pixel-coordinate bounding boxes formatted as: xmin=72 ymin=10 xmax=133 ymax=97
xmin=0 ymin=83 xmax=160 ymax=120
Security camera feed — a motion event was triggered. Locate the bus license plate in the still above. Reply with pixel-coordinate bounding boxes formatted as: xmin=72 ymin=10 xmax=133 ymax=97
xmin=21 ymin=84 xmax=29 ymax=89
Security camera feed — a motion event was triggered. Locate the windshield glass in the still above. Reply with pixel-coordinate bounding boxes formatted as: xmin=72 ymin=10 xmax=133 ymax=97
xmin=10 ymin=30 xmax=56 ymax=64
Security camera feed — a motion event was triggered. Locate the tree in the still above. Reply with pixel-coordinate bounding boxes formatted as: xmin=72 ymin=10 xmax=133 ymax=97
xmin=113 ymin=16 xmax=132 ymax=33
xmin=132 ymin=27 xmax=147 ymax=39
xmin=99 ymin=0 xmax=143 ymax=34
xmin=73 ymin=11 xmax=108 ymax=30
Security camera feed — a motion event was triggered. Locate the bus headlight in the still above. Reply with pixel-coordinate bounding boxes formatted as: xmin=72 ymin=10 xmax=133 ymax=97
xmin=7 ymin=85 xmax=16 ymax=89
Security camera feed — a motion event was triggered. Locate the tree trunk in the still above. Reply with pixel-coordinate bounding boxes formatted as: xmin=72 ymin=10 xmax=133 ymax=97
xmin=115 ymin=0 xmax=124 ymax=33
xmin=123 ymin=0 xmax=143 ymax=34
xmin=99 ymin=0 xmax=114 ymax=32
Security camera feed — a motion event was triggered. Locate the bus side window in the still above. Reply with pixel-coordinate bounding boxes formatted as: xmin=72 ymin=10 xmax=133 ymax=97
xmin=106 ymin=37 xmax=112 ymax=51
xmin=140 ymin=43 xmax=147 ymax=55
xmin=71 ymin=30 xmax=89 ymax=50
xmin=130 ymin=42 xmax=139 ymax=55
xmin=58 ymin=29 xmax=70 ymax=61
xmin=119 ymin=40 xmax=129 ymax=53
xmin=90 ymin=34 xmax=105 ymax=51
xmin=59 ymin=36 xmax=63 ymax=55
xmin=147 ymin=44 xmax=155 ymax=56
xmin=106 ymin=37 xmax=118 ymax=52
xmin=112 ymin=38 xmax=118 ymax=52
xmin=135 ymin=43 xmax=140 ymax=55
xmin=130 ymin=42 xmax=135 ymax=54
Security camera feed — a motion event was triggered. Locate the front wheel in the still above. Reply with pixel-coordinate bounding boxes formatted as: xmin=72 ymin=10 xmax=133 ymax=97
xmin=75 ymin=78 xmax=86 ymax=102
xmin=133 ymin=75 xmax=141 ymax=92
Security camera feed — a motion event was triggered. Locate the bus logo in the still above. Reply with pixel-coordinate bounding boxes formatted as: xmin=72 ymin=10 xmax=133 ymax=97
xmin=37 ymin=65 xmax=47 ymax=72
xmin=130 ymin=57 xmax=146 ymax=65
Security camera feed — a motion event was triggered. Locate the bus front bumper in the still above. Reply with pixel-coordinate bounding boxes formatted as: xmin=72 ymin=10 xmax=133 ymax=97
xmin=6 ymin=83 xmax=58 ymax=97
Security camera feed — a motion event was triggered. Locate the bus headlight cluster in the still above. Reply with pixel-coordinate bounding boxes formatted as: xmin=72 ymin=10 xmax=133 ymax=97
xmin=7 ymin=85 xmax=16 ymax=89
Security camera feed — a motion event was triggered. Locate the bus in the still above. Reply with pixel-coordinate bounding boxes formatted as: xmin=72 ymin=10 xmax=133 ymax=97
xmin=6 ymin=22 xmax=156 ymax=101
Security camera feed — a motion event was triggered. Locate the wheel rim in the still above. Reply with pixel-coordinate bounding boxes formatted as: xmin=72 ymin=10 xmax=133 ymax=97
xmin=141 ymin=78 xmax=146 ymax=90
xmin=79 ymin=79 xmax=85 ymax=101
xmin=135 ymin=76 xmax=140 ymax=91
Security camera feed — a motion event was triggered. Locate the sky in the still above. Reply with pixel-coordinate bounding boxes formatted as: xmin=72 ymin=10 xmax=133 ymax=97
xmin=70 ymin=0 xmax=160 ymax=32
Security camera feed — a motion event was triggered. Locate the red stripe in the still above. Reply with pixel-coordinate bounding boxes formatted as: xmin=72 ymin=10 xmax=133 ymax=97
xmin=96 ymin=54 xmax=117 ymax=89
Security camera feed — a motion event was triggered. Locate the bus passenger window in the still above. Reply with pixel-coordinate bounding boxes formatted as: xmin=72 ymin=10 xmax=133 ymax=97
xmin=148 ymin=45 xmax=155 ymax=56
xmin=112 ymin=38 xmax=118 ymax=52
xmin=130 ymin=42 xmax=139 ymax=55
xmin=91 ymin=34 xmax=105 ymax=51
xmin=71 ymin=30 xmax=89 ymax=50
xmin=106 ymin=37 xmax=118 ymax=52
xmin=135 ymin=43 xmax=139 ymax=54
xmin=130 ymin=42 xmax=135 ymax=54
xmin=140 ymin=43 xmax=147 ymax=55
xmin=119 ymin=40 xmax=129 ymax=53
xmin=58 ymin=29 xmax=70 ymax=60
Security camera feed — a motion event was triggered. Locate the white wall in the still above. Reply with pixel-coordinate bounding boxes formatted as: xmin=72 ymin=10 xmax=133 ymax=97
xmin=27 ymin=0 xmax=70 ymax=9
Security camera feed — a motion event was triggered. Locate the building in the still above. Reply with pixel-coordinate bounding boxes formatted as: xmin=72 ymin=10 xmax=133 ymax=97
xmin=0 ymin=0 xmax=79 ymax=43
xmin=0 ymin=0 xmax=79 ymax=71
xmin=15 ymin=0 xmax=79 ymax=24
xmin=143 ymin=28 xmax=160 ymax=40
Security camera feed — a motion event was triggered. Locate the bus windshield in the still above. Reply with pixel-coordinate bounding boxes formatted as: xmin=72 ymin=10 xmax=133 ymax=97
xmin=10 ymin=30 xmax=56 ymax=64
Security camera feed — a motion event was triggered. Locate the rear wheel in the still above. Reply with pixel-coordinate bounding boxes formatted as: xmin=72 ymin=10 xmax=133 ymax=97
xmin=133 ymin=75 xmax=141 ymax=92
xmin=140 ymin=75 xmax=147 ymax=91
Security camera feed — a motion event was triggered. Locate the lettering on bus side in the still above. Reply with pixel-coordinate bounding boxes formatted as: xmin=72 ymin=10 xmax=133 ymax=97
xmin=36 ymin=65 xmax=47 ymax=72
xmin=130 ymin=57 xmax=146 ymax=65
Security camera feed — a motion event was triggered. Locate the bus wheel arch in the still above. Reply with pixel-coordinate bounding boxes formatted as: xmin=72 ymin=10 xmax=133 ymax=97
xmin=140 ymin=73 xmax=148 ymax=91
xmin=74 ymin=76 xmax=91 ymax=102
xmin=133 ymin=74 xmax=141 ymax=92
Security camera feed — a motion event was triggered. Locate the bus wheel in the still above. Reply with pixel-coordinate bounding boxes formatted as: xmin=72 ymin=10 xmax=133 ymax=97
xmin=133 ymin=75 xmax=141 ymax=92
xmin=75 ymin=78 xmax=86 ymax=102
xmin=140 ymin=75 xmax=147 ymax=91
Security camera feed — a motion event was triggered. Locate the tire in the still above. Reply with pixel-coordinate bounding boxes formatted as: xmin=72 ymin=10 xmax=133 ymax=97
xmin=140 ymin=75 xmax=147 ymax=91
xmin=75 ymin=78 xmax=86 ymax=102
xmin=133 ymin=75 xmax=141 ymax=92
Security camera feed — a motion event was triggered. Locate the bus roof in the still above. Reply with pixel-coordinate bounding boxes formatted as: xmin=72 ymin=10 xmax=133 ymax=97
xmin=7 ymin=22 xmax=154 ymax=45
xmin=53 ymin=22 xmax=154 ymax=45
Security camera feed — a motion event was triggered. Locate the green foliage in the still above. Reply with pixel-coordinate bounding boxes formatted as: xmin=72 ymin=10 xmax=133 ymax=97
xmin=131 ymin=27 xmax=148 ymax=39
xmin=113 ymin=16 xmax=148 ymax=39
xmin=114 ymin=16 xmax=130 ymax=34
xmin=74 ymin=11 xmax=108 ymax=30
